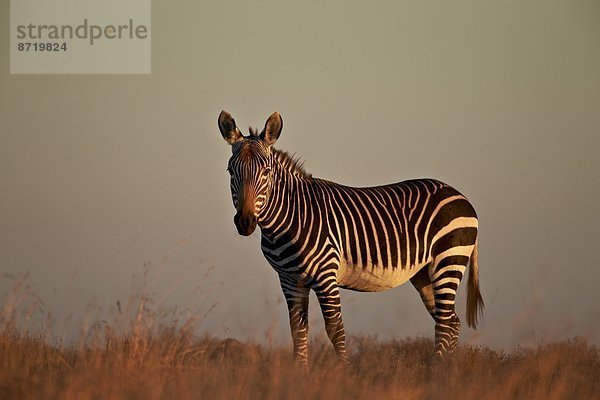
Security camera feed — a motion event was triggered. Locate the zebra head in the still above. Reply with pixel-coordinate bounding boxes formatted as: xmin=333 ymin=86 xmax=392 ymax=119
xmin=219 ymin=111 xmax=283 ymax=236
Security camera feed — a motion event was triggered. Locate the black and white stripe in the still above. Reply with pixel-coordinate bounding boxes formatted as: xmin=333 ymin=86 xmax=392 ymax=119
xmin=219 ymin=111 xmax=484 ymax=364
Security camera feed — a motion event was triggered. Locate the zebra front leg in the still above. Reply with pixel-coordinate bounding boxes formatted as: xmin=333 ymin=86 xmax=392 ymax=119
xmin=281 ymin=283 xmax=310 ymax=365
xmin=314 ymin=284 xmax=349 ymax=364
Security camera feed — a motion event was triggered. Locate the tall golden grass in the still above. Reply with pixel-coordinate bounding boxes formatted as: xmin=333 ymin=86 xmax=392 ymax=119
xmin=1 ymin=272 xmax=598 ymax=400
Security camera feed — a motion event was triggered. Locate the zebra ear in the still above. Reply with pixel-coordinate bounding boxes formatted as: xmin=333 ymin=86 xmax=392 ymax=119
xmin=260 ymin=112 xmax=283 ymax=146
xmin=219 ymin=111 xmax=243 ymax=145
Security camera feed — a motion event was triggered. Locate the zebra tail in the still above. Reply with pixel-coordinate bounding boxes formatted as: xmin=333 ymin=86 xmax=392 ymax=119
xmin=466 ymin=239 xmax=484 ymax=329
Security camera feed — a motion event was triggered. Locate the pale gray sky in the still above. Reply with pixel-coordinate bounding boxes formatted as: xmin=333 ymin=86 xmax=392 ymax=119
xmin=1 ymin=1 xmax=599 ymax=348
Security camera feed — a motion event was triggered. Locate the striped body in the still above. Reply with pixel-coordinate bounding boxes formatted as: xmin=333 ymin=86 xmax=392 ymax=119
xmin=261 ymin=177 xmax=477 ymax=290
xmin=219 ymin=111 xmax=483 ymax=364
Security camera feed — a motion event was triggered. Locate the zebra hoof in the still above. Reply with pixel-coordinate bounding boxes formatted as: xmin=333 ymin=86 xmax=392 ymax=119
xmin=336 ymin=358 xmax=351 ymax=369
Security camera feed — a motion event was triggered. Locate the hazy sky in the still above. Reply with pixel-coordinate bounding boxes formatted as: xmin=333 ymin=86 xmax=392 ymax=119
xmin=1 ymin=1 xmax=599 ymax=349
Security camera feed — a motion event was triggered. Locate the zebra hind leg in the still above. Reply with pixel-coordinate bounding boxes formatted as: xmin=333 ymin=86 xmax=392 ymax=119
xmin=429 ymin=247 xmax=471 ymax=356
xmin=409 ymin=265 xmax=436 ymax=319
xmin=411 ymin=265 xmax=461 ymax=356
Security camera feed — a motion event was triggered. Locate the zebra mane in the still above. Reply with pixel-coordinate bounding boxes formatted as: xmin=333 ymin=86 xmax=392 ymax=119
xmin=272 ymin=149 xmax=313 ymax=180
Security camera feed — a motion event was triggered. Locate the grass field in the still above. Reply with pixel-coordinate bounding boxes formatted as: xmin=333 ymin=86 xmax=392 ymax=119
xmin=1 ymin=323 xmax=599 ymax=399
xmin=1 ymin=274 xmax=599 ymax=399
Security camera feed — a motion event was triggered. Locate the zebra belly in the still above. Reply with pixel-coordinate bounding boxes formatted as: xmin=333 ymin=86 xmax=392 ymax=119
xmin=336 ymin=260 xmax=422 ymax=292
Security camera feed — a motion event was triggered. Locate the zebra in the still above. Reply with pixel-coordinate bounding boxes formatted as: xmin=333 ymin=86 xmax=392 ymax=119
xmin=218 ymin=110 xmax=483 ymax=364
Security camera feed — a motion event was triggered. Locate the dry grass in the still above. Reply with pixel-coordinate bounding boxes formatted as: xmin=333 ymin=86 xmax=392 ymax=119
xmin=1 ymin=327 xmax=599 ymax=400
xmin=1 ymin=273 xmax=598 ymax=400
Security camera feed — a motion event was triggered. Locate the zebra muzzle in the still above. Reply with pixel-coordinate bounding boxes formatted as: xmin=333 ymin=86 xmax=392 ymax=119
xmin=234 ymin=211 xmax=257 ymax=236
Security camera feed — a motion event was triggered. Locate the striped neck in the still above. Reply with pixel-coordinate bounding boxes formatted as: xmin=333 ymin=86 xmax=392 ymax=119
xmin=256 ymin=155 xmax=312 ymax=234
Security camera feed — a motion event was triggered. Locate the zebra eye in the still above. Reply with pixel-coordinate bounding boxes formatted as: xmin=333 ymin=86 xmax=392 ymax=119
xmin=263 ymin=168 xmax=272 ymax=177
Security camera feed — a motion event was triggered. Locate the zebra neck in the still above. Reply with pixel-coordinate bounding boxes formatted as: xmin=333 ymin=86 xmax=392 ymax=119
xmin=257 ymin=167 xmax=317 ymax=238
